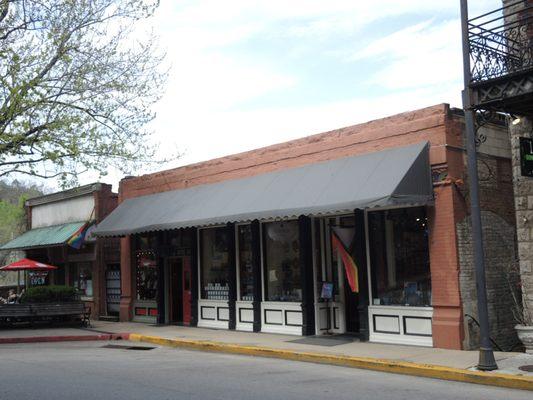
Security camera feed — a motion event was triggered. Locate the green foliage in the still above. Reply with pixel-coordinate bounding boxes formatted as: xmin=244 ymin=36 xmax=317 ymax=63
xmin=0 ymin=0 xmax=168 ymax=186
xmin=0 ymin=180 xmax=46 ymax=204
xmin=0 ymin=198 xmax=24 ymax=245
xmin=0 ymin=180 xmax=45 ymax=247
xmin=20 ymin=285 xmax=78 ymax=303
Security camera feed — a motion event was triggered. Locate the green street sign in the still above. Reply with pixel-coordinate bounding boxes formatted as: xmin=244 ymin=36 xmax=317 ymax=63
xmin=520 ymin=137 xmax=533 ymax=177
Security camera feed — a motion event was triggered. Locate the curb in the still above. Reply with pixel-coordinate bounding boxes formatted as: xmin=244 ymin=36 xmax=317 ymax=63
xmin=0 ymin=333 xmax=128 ymax=344
xmin=129 ymin=333 xmax=533 ymax=391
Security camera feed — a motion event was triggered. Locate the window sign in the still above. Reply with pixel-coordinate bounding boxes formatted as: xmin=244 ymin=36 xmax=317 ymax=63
xmin=29 ymin=271 xmax=48 ymax=286
xmin=520 ymin=137 xmax=533 ymax=177
xmin=320 ymin=282 xmax=334 ymax=300
xmin=135 ymin=251 xmax=157 ymax=301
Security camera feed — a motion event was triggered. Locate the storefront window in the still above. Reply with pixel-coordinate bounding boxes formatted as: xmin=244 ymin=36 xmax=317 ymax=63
xmin=238 ymin=225 xmax=254 ymax=301
xmin=135 ymin=250 xmax=158 ymax=301
xmin=369 ymin=207 xmax=431 ymax=307
xmin=54 ymin=264 xmax=66 ymax=286
xmin=70 ymin=262 xmax=93 ymax=297
xmin=263 ymin=221 xmax=301 ymax=302
xmin=200 ymin=227 xmax=230 ymax=300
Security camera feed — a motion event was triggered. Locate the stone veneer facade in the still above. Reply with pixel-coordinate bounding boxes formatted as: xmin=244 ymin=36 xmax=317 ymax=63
xmin=510 ymin=117 xmax=533 ymax=327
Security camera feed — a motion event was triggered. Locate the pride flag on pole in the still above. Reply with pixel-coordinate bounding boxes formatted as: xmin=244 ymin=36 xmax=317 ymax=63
xmin=331 ymin=228 xmax=359 ymax=293
xmin=67 ymin=222 xmax=91 ymax=249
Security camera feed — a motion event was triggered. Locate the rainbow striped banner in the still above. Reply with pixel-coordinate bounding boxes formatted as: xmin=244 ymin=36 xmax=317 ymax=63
xmin=67 ymin=222 xmax=91 ymax=249
xmin=331 ymin=229 xmax=359 ymax=293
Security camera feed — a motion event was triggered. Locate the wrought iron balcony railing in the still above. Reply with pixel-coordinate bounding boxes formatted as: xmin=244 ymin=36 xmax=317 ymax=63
xmin=468 ymin=0 xmax=532 ymax=83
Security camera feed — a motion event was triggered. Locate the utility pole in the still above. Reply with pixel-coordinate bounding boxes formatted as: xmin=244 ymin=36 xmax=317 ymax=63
xmin=459 ymin=0 xmax=497 ymax=371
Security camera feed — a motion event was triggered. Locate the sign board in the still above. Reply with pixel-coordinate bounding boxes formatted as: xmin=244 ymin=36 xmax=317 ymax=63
xmin=320 ymin=282 xmax=334 ymax=300
xmin=29 ymin=271 xmax=48 ymax=286
xmin=519 ymin=137 xmax=533 ymax=177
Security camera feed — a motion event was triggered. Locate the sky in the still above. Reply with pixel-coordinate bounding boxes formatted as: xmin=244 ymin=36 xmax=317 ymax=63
xmin=94 ymin=0 xmax=502 ymax=189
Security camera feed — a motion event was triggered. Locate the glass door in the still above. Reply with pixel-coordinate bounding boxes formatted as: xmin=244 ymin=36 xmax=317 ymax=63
xmin=315 ymin=218 xmax=346 ymax=334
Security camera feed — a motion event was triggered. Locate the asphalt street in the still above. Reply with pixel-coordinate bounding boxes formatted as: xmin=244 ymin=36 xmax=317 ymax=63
xmin=0 ymin=341 xmax=530 ymax=400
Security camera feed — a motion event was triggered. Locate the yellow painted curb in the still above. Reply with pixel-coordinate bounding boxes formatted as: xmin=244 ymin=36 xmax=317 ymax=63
xmin=129 ymin=333 xmax=533 ymax=391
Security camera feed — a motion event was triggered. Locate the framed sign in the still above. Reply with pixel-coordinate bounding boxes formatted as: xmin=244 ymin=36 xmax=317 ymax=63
xmin=29 ymin=271 xmax=48 ymax=286
xmin=519 ymin=137 xmax=533 ymax=177
xmin=320 ymin=282 xmax=334 ymax=300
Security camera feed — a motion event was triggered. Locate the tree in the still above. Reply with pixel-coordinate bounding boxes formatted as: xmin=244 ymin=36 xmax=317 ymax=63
xmin=0 ymin=0 xmax=166 ymax=186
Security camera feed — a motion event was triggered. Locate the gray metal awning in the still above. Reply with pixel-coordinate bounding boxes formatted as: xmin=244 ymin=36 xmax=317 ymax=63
xmin=94 ymin=142 xmax=433 ymax=237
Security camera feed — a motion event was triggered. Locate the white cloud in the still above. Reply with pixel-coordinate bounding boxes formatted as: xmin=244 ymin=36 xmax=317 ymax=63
xmin=349 ymin=19 xmax=463 ymax=90
xmin=79 ymin=0 xmax=503 ymax=190
xmin=152 ymin=84 xmax=462 ymax=171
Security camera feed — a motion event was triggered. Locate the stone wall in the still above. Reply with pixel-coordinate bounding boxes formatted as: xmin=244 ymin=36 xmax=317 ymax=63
xmin=510 ymin=117 xmax=533 ymax=325
xmin=458 ymin=211 xmax=517 ymax=350
xmin=451 ymin=116 xmax=518 ymax=350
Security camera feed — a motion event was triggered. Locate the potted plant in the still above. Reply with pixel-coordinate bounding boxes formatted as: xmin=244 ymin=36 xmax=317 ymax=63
xmin=507 ymin=262 xmax=533 ymax=353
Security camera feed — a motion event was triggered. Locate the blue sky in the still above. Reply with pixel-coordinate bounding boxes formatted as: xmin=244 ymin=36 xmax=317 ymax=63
xmin=97 ymin=0 xmax=502 ymax=187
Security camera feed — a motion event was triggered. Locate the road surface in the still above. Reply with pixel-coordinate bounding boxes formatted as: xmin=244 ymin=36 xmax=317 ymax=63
xmin=0 ymin=341 xmax=529 ymax=400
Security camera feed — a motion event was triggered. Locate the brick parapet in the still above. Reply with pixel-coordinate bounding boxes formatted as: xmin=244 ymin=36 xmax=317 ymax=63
xmin=120 ymin=104 xmax=450 ymax=200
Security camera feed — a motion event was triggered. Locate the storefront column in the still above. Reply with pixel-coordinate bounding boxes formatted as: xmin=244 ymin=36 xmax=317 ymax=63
xmin=227 ymin=222 xmax=237 ymax=330
xmin=251 ymin=220 xmax=262 ymax=332
xmin=190 ymin=227 xmax=199 ymax=327
xmin=119 ymin=236 xmax=133 ymax=322
xmin=429 ymin=184 xmax=464 ymax=349
xmin=354 ymin=209 xmax=369 ymax=341
xmin=299 ymin=216 xmax=315 ymax=336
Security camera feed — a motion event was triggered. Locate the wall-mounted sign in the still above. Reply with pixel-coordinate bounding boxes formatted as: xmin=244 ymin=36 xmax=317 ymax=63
xmin=519 ymin=137 xmax=533 ymax=177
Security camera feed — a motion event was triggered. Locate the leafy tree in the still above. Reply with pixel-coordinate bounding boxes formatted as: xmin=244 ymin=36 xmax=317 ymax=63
xmin=0 ymin=179 xmax=44 ymax=269
xmin=0 ymin=195 xmax=25 ymax=245
xmin=0 ymin=0 xmax=166 ymax=186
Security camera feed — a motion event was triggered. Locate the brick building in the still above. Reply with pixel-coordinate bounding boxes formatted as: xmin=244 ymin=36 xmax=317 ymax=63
xmin=0 ymin=183 xmax=120 ymax=319
xmin=95 ymin=104 xmax=516 ymax=349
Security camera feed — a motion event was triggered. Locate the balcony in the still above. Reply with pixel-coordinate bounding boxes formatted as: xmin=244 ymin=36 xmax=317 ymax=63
xmin=466 ymin=0 xmax=533 ymax=117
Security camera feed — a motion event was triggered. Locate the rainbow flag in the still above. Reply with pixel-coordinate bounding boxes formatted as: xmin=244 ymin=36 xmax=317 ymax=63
xmin=331 ymin=229 xmax=359 ymax=293
xmin=67 ymin=222 xmax=90 ymax=249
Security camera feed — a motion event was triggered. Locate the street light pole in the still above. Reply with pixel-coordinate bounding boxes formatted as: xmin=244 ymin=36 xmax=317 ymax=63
xmin=459 ymin=0 xmax=497 ymax=371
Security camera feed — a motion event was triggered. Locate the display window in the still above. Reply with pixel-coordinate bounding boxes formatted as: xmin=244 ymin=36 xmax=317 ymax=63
xmin=368 ymin=207 xmax=431 ymax=307
xmin=263 ymin=221 xmax=301 ymax=302
xmin=238 ymin=224 xmax=253 ymax=301
xmin=70 ymin=262 xmax=93 ymax=297
xmin=135 ymin=250 xmax=158 ymax=301
xmin=200 ymin=227 xmax=231 ymax=300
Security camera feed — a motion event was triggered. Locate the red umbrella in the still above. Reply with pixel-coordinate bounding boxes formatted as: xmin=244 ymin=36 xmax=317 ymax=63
xmin=0 ymin=258 xmax=58 ymax=271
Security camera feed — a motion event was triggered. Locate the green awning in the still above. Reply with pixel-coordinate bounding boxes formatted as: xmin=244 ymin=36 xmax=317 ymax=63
xmin=0 ymin=222 xmax=85 ymax=251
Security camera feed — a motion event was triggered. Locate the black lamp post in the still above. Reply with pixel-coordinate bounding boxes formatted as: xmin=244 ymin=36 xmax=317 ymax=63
xmin=459 ymin=0 xmax=498 ymax=371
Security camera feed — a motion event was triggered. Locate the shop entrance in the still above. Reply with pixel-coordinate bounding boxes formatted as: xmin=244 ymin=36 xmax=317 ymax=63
xmin=165 ymin=257 xmax=191 ymax=325
xmin=315 ymin=216 xmax=361 ymax=335
xmin=343 ymin=275 xmax=359 ymax=333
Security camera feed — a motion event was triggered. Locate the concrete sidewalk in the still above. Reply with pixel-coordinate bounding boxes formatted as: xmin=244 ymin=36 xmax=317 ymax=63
xmin=1 ymin=321 xmax=532 ymax=390
xmin=0 ymin=322 xmax=126 ymax=343
xmin=84 ymin=321 xmax=528 ymax=372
